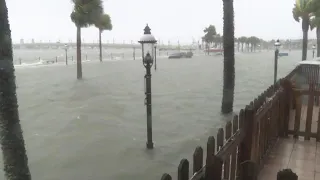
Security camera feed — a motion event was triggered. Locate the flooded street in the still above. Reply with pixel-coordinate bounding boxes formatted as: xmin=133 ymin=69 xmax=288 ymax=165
xmin=0 ymin=50 xmax=302 ymax=180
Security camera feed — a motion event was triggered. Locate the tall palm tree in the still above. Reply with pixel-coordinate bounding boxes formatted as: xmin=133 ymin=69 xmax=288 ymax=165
xmin=310 ymin=0 xmax=320 ymax=57
xmin=0 ymin=0 xmax=31 ymax=179
xmin=235 ymin=38 xmax=240 ymax=52
xmin=246 ymin=38 xmax=251 ymax=52
xmin=95 ymin=14 xmax=112 ymax=62
xmin=248 ymin=37 xmax=254 ymax=52
xmin=71 ymin=0 xmax=103 ymax=79
xmin=249 ymin=36 xmax=260 ymax=52
xmin=293 ymin=0 xmax=313 ymax=60
xmin=221 ymin=0 xmax=235 ymax=114
xmin=203 ymin=25 xmax=217 ymax=48
xmin=239 ymin=36 xmax=246 ymax=52
xmin=310 ymin=13 xmax=320 ymax=57
xmin=215 ymin=34 xmax=223 ymax=48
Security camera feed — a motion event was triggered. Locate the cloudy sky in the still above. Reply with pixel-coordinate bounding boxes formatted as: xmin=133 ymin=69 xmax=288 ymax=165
xmin=7 ymin=0 xmax=312 ymax=44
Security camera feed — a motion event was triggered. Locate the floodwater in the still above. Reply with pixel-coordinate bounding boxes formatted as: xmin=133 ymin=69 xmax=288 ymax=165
xmin=12 ymin=47 xmax=180 ymax=65
xmin=0 ymin=50 xmax=303 ymax=180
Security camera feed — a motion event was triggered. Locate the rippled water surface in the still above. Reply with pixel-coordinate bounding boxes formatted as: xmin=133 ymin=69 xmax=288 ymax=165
xmin=0 ymin=50 xmax=304 ymax=180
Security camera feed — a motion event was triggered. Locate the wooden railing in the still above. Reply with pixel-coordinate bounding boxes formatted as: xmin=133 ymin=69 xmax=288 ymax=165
xmin=287 ymin=64 xmax=320 ymax=140
xmin=159 ymin=69 xmax=300 ymax=180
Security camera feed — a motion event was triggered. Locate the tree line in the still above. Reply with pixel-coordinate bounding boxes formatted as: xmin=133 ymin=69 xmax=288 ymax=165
xmin=202 ymin=24 xmax=310 ymax=53
xmin=202 ymin=25 xmax=262 ymax=52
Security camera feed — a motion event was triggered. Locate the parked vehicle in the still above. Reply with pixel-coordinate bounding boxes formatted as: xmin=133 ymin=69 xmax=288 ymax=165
xmin=185 ymin=51 xmax=193 ymax=58
xmin=168 ymin=51 xmax=193 ymax=59
xmin=168 ymin=52 xmax=183 ymax=59
xmin=204 ymin=48 xmax=224 ymax=53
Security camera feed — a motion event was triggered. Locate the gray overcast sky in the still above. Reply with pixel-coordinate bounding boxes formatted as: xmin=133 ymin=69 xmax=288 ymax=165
xmin=7 ymin=0 xmax=315 ymax=44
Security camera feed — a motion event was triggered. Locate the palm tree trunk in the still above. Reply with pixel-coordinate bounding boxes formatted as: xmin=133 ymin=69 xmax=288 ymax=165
xmin=237 ymin=42 xmax=240 ymax=52
xmin=221 ymin=0 xmax=235 ymax=114
xmin=99 ymin=29 xmax=102 ymax=62
xmin=76 ymin=26 xmax=82 ymax=79
xmin=316 ymin=27 xmax=320 ymax=105
xmin=0 ymin=0 xmax=31 ymax=179
xmin=317 ymin=27 xmax=320 ymax=57
xmin=241 ymin=43 xmax=244 ymax=52
xmin=302 ymin=17 xmax=309 ymax=61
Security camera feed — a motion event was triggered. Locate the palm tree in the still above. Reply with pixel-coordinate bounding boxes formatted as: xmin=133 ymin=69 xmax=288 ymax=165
xmin=0 ymin=0 xmax=31 ymax=179
xmin=235 ymin=38 xmax=240 ymax=52
xmin=249 ymin=36 xmax=260 ymax=52
xmin=239 ymin=36 xmax=246 ymax=52
xmin=310 ymin=14 xmax=320 ymax=57
xmin=293 ymin=0 xmax=313 ymax=60
xmin=219 ymin=35 xmax=224 ymax=48
xmin=71 ymin=0 xmax=103 ymax=79
xmin=213 ymin=34 xmax=223 ymax=48
xmin=248 ymin=37 xmax=254 ymax=52
xmin=203 ymin=25 xmax=217 ymax=47
xmin=95 ymin=14 xmax=112 ymax=62
xmin=310 ymin=0 xmax=320 ymax=57
xmin=221 ymin=0 xmax=235 ymax=114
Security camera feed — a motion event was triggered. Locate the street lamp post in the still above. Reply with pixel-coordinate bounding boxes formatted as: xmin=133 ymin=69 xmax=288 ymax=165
xmin=133 ymin=47 xmax=136 ymax=60
xmin=138 ymin=24 xmax=157 ymax=149
xmin=274 ymin=39 xmax=281 ymax=90
xmin=312 ymin=45 xmax=316 ymax=58
xmin=154 ymin=45 xmax=157 ymax=71
xmin=64 ymin=44 xmax=68 ymax=65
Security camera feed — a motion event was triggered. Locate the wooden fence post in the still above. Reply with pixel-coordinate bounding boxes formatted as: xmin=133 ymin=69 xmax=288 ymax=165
xmin=240 ymin=161 xmax=258 ymax=180
xmin=178 ymin=159 xmax=189 ymax=180
xmin=217 ymin=128 xmax=224 ymax=151
xmin=205 ymin=136 xmax=215 ymax=180
xmin=193 ymin=146 xmax=203 ymax=174
xmin=317 ymin=110 xmax=320 ymax=141
xmin=236 ymin=109 xmax=245 ymax=180
xmin=224 ymin=121 xmax=232 ymax=179
xmin=161 ymin=173 xmax=172 ymax=180
xmin=282 ymin=79 xmax=291 ymax=137
xmin=230 ymin=115 xmax=239 ymax=180
xmin=305 ymin=83 xmax=315 ymax=140
xmin=278 ymin=79 xmax=286 ymax=137
xmin=238 ymin=105 xmax=255 ymax=179
xmin=205 ymin=153 xmax=223 ymax=180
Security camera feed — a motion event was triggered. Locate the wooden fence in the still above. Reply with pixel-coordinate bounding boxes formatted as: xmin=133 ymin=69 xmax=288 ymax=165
xmin=287 ymin=64 xmax=320 ymax=140
xmin=159 ymin=68 xmax=302 ymax=180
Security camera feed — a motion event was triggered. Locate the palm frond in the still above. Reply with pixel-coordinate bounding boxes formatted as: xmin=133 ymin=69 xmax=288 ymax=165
xmin=95 ymin=14 xmax=112 ymax=31
xmin=296 ymin=0 xmax=314 ymax=12
xmin=70 ymin=0 xmax=103 ymax=27
xmin=310 ymin=15 xmax=320 ymax=30
xmin=293 ymin=4 xmax=301 ymax=22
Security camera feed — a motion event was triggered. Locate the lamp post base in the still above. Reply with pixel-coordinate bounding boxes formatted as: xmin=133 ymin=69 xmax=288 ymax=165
xmin=146 ymin=141 xmax=154 ymax=149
